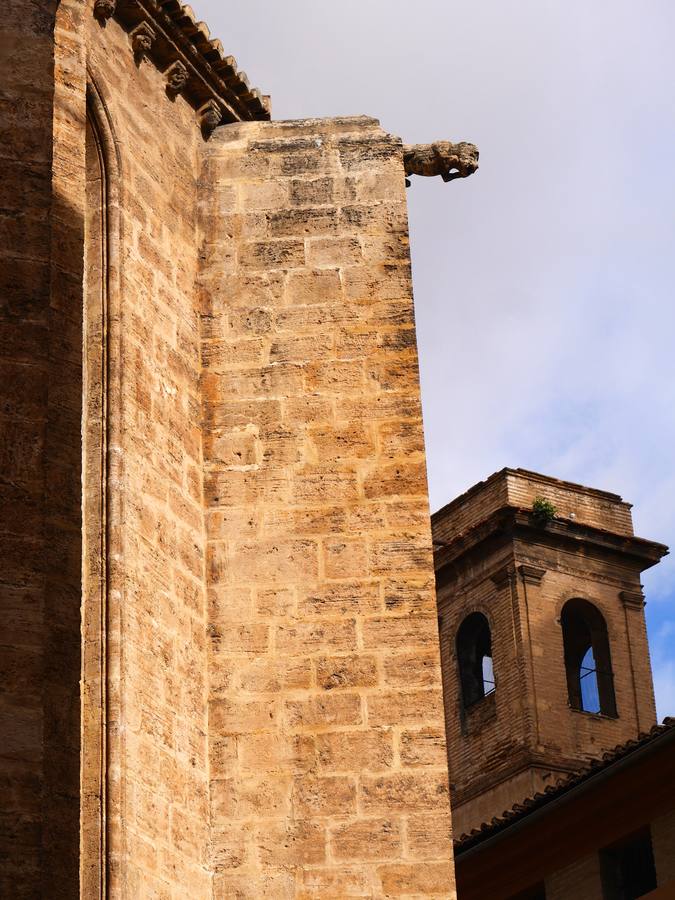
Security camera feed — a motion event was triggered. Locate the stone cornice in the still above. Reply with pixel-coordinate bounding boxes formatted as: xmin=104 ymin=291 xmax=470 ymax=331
xmin=433 ymin=506 xmax=668 ymax=581
xmin=94 ymin=0 xmax=271 ymax=133
xmin=450 ymin=747 xmax=580 ymax=809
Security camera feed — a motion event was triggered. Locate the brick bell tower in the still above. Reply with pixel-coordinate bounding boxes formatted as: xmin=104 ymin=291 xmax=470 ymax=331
xmin=432 ymin=468 xmax=668 ymax=837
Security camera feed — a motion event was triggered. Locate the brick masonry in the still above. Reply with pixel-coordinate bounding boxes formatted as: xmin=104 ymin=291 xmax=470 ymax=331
xmin=3 ymin=6 xmax=670 ymax=899
xmin=653 ymin=809 xmax=675 ymax=885
xmin=433 ymin=468 xmax=662 ymax=836
xmin=545 ymin=854 xmax=603 ymax=900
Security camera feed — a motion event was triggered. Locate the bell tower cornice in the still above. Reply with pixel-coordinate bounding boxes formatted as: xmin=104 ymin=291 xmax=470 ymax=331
xmin=433 ymin=468 xmax=668 ymax=837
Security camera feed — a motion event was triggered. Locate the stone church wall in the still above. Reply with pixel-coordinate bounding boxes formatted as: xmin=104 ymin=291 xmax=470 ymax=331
xmin=11 ymin=3 xmax=214 ymax=895
xmin=199 ymin=118 xmax=455 ymax=897
xmin=82 ymin=9 xmax=212 ymax=897
xmin=1 ymin=4 xmax=456 ymax=896
xmin=0 ymin=3 xmax=61 ymax=896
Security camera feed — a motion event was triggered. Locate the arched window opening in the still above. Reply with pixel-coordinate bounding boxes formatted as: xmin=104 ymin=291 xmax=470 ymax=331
xmin=561 ymin=599 xmax=616 ymax=717
xmin=457 ymin=612 xmax=495 ymax=708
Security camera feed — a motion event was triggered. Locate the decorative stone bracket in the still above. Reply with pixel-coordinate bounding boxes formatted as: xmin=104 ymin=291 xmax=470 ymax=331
xmin=518 ymin=564 xmax=546 ymax=586
xmin=620 ymin=590 xmax=646 ymax=609
xmin=491 ymin=564 xmax=516 ymax=590
xmin=199 ymin=100 xmax=224 ymax=140
xmin=165 ymin=60 xmax=188 ymax=100
xmin=93 ymin=0 xmax=271 ymax=136
xmin=131 ymin=21 xmax=156 ymax=64
xmin=94 ymin=0 xmax=116 ymax=22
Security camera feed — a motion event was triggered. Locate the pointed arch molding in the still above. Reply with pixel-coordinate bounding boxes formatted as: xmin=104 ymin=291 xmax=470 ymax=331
xmin=51 ymin=4 xmax=124 ymax=894
xmin=81 ymin=76 xmax=124 ymax=898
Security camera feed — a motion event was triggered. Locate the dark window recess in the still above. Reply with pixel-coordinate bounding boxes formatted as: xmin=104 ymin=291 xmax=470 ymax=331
xmin=510 ymin=885 xmax=546 ymax=900
xmin=456 ymin=612 xmax=495 ymax=708
xmin=600 ymin=829 xmax=657 ymax=899
xmin=561 ymin=598 xmax=617 ymax=717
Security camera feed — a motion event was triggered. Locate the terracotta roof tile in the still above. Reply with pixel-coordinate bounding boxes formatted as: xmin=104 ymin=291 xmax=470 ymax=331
xmin=108 ymin=0 xmax=271 ymax=125
xmin=454 ymin=718 xmax=675 ymax=854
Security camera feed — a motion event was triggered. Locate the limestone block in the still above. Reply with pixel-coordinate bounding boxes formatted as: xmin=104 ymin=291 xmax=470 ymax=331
xmin=200 ymin=116 xmax=454 ymax=895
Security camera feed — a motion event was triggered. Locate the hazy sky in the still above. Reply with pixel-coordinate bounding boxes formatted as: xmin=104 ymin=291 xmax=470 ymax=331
xmin=193 ymin=0 xmax=675 ymax=717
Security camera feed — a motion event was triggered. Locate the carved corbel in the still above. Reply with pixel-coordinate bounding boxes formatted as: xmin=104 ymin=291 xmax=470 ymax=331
xmin=199 ymin=100 xmax=223 ymax=139
xmin=130 ymin=21 xmax=156 ymax=65
xmin=165 ymin=60 xmax=189 ymax=100
xmin=93 ymin=0 xmax=116 ymax=22
xmin=491 ymin=564 xmax=516 ymax=590
xmin=518 ymin=564 xmax=546 ymax=585
xmin=620 ymin=590 xmax=645 ymax=609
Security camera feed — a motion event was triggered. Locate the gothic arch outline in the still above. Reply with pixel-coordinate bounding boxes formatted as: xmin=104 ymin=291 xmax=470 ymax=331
xmin=81 ymin=73 xmax=124 ymax=898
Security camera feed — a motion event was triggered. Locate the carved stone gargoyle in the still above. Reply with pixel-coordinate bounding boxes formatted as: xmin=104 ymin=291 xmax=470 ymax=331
xmin=403 ymin=141 xmax=479 ymax=187
xmin=93 ymin=0 xmax=116 ymax=23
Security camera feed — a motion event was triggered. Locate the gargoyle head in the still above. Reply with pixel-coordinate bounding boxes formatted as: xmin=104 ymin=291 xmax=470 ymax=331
xmin=433 ymin=141 xmax=479 ymax=181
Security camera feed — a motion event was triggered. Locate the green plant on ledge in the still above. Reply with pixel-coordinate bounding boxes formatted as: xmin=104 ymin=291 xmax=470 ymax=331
xmin=532 ymin=496 xmax=557 ymax=524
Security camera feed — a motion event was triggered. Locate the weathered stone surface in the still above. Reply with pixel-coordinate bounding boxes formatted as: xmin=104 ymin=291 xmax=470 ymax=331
xmin=403 ymin=140 xmax=479 ymax=183
xmin=378 ymin=861 xmax=455 ymax=895
xmin=201 ymin=118 xmax=454 ymax=895
xmin=3 ymin=9 xmax=456 ymax=895
xmin=316 ymin=730 xmax=394 ymax=772
xmin=331 ymin=818 xmax=402 ymax=861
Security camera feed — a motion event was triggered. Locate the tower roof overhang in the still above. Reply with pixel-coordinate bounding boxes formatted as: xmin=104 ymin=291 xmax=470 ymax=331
xmin=433 ymin=505 xmax=669 ymax=587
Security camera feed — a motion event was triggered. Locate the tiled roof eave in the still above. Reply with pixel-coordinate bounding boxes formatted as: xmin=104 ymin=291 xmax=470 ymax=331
xmin=94 ymin=0 xmax=271 ymax=134
xmin=454 ymin=718 xmax=675 ymax=856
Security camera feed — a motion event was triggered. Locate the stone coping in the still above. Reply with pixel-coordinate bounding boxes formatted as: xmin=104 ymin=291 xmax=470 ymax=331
xmin=433 ymin=506 xmax=668 ymax=577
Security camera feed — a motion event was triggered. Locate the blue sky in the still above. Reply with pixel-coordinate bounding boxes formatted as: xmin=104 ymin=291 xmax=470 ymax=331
xmin=195 ymin=0 xmax=675 ymax=718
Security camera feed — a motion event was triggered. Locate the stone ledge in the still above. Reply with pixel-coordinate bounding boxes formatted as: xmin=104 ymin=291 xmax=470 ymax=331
xmin=434 ymin=506 xmax=668 ymax=583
